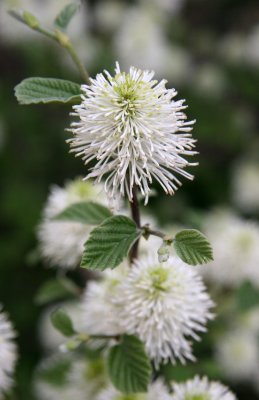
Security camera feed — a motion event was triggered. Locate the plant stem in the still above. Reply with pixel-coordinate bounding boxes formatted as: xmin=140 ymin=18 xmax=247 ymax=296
xmin=11 ymin=10 xmax=91 ymax=84
xmin=129 ymin=185 xmax=141 ymax=263
xmin=65 ymin=42 xmax=90 ymax=84
xmin=142 ymin=225 xmax=173 ymax=243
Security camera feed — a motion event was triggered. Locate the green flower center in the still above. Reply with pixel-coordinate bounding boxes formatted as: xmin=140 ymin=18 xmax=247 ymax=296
xmin=115 ymin=394 xmax=146 ymax=400
xmin=68 ymin=179 xmax=94 ymax=199
xmin=235 ymin=232 xmax=253 ymax=252
xmin=85 ymin=359 xmax=105 ymax=380
xmin=185 ymin=394 xmax=210 ymax=400
xmin=150 ymin=267 xmax=170 ymax=292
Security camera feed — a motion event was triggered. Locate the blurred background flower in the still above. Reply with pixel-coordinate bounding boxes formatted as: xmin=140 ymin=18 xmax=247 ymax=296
xmin=1 ymin=0 xmax=259 ymax=398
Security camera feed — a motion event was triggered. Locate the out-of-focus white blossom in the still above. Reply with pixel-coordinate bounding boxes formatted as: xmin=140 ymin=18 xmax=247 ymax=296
xmin=114 ymin=5 xmax=192 ymax=83
xmin=0 ymin=306 xmax=17 ymax=397
xmin=232 ymin=159 xmax=259 ymax=213
xmin=244 ymin=25 xmax=259 ymax=67
xmin=171 ymin=375 xmax=237 ymax=400
xmin=38 ymin=178 xmax=109 ymax=270
xmin=94 ymin=0 xmax=126 ymax=33
xmin=38 ymin=301 xmax=84 ymax=352
xmin=219 ymin=25 xmax=259 ymax=67
xmin=80 ymin=268 xmax=125 ymax=337
xmin=113 ymin=254 xmax=214 ymax=368
xmin=219 ymin=33 xmax=246 ymax=64
xmin=69 ymin=62 xmax=196 ymax=204
xmin=114 ymin=7 xmax=172 ymax=77
xmin=199 ymin=210 xmax=259 ymax=287
xmin=215 ymin=329 xmax=259 ymax=381
xmin=193 ymin=63 xmax=227 ymax=97
xmin=144 ymin=0 xmax=185 ymax=15
xmin=35 ymin=355 xmax=107 ymax=400
xmin=96 ymin=379 xmax=171 ymax=400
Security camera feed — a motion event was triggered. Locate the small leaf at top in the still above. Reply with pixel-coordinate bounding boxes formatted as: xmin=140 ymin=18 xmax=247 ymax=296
xmin=15 ymin=77 xmax=81 ymax=105
xmin=54 ymin=2 xmax=80 ymax=30
xmin=51 ymin=308 xmax=76 ymax=337
xmin=107 ymin=335 xmax=152 ymax=393
xmin=81 ymin=215 xmax=142 ymax=270
xmin=173 ymin=229 xmax=213 ymax=266
xmin=53 ymin=201 xmax=112 ymax=225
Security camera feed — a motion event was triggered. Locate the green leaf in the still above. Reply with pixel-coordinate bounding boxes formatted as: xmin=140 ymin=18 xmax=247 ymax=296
xmin=173 ymin=229 xmax=213 ymax=265
xmin=37 ymin=357 xmax=71 ymax=387
xmin=81 ymin=215 xmax=142 ymax=270
xmin=54 ymin=2 xmax=80 ymax=30
xmin=15 ymin=77 xmax=81 ymax=105
xmin=51 ymin=309 xmax=76 ymax=337
xmin=107 ymin=335 xmax=152 ymax=393
xmin=53 ymin=201 xmax=112 ymax=225
xmin=236 ymin=281 xmax=259 ymax=312
xmin=35 ymin=279 xmax=73 ymax=305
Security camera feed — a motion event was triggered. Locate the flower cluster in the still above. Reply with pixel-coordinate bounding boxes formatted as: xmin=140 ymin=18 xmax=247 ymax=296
xmin=96 ymin=379 xmax=171 ymax=400
xmin=81 ymin=254 xmax=214 ymax=368
xmin=171 ymin=376 xmax=237 ymax=400
xmin=37 ymin=178 xmax=109 ymax=269
xmin=69 ymin=63 xmax=196 ymax=204
xmin=35 ymin=355 xmax=108 ymax=400
xmin=199 ymin=209 xmax=259 ymax=287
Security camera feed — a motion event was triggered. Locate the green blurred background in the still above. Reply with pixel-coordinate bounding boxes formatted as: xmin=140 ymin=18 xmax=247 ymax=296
xmin=0 ymin=0 xmax=259 ymax=398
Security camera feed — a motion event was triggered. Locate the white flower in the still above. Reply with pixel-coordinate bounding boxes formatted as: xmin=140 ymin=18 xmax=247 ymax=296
xmin=113 ymin=6 xmax=192 ymax=84
xmin=232 ymin=159 xmax=259 ymax=213
xmin=171 ymin=375 xmax=237 ymax=400
xmin=37 ymin=178 xmax=110 ymax=269
xmin=94 ymin=0 xmax=126 ymax=33
xmin=215 ymin=329 xmax=259 ymax=382
xmin=35 ymin=355 xmax=108 ymax=400
xmin=0 ymin=306 xmax=17 ymax=397
xmin=193 ymin=63 xmax=227 ymax=97
xmin=113 ymin=254 xmax=214 ymax=368
xmin=145 ymin=0 xmax=185 ymax=15
xmin=38 ymin=301 xmax=85 ymax=352
xmin=69 ymin=62 xmax=196 ymax=204
xmin=96 ymin=379 xmax=171 ymax=400
xmin=199 ymin=210 xmax=259 ymax=287
xmin=245 ymin=25 xmax=259 ymax=66
xmin=114 ymin=7 xmax=171 ymax=76
xmin=80 ymin=268 xmax=126 ymax=337
xmin=238 ymin=306 xmax=259 ymax=335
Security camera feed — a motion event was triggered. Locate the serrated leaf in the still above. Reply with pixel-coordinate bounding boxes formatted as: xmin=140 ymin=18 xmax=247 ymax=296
xmin=51 ymin=309 xmax=76 ymax=337
xmin=81 ymin=215 xmax=142 ymax=270
xmin=107 ymin=335 xmax=152 ymax=393
xmin=173 ymin=229 xmax=213 ymax=266
xmin=15 ymin=77 xmax=81 ymax=105
xmin=236 ymin=281 xmax=259 ymax=312
xmin=54 ymin=2 xmax=80 ymax=30
xmin=53 ymin=201 xmax=112 ymax=225
xmin=35 ymin=279 xmax=74 ymax=305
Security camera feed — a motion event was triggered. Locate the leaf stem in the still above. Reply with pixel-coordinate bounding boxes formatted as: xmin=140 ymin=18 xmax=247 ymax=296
xmin=142 ymin=225 xmax=173 ymax=243
xmin=77 ymin=332 xmax=121 ymax=342
xmin=65 ymin=41 xmax=90 ymax=84
xmin=9 ymin=10 xmax=90 ymax=84
xmin=129 ymin=185 xmax=141 ymax=263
